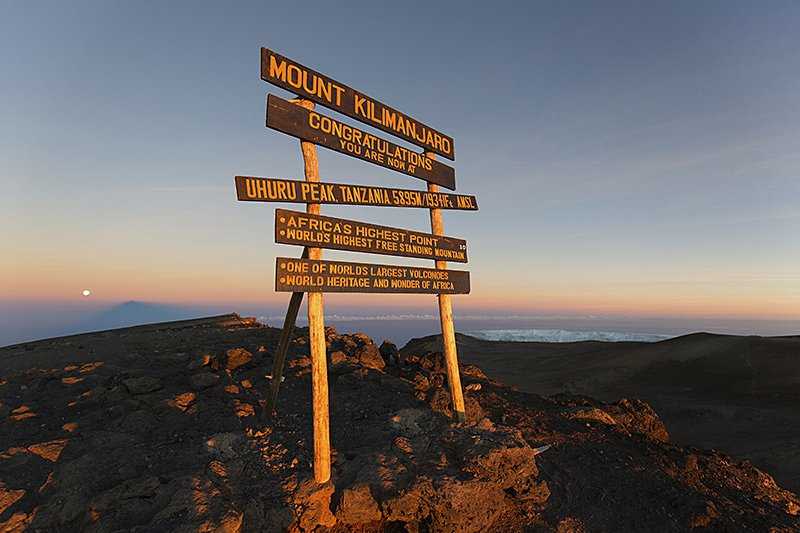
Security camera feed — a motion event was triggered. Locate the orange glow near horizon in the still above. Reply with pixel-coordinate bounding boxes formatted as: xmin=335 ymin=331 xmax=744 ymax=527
xmin=4 ymin=236 xmax=798 ymax=320
xmin=4 ymin=265 xmax=798 ymax=320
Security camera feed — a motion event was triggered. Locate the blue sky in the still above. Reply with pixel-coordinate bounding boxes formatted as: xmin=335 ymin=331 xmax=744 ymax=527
xmin=2 ymin=1 xmax=799 ymax=322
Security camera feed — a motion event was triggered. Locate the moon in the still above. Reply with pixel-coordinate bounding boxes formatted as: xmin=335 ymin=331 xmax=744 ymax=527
xmin=82 ymin=289 xmax=92 ymax=297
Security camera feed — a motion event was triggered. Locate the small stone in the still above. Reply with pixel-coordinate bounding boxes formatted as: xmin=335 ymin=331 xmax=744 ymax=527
xmin=0 ymin=511 xmax=31 ymax=533
xmin=233 ymin=400 xmax=255 ymax=418
xmin=379 ymin=340 xmax=399 ymax=365
xmin=330 ymin=351 xmax=348 ymax=365
xmin=79 ymin=361 xmax=104 ymax=373
xmin=62 ymin=422 xmax=79 ymax=433
xmin=206 ymin=432 xmax=243 ymax=459
xmin=295 ymin=480 xmax=336 ymax=530
xmin=225 ymin=384 xmax=240 ymax=394
xmin=10 ymin=411 xmax=36 ymax=421
xmin=337 ymin=484 xmax=381 ymax=525
xmin=1 ymin=447 xmax=27 ymax=459
xmin=787 ymin=500 xmax=800 ymax=516
xmin=208 ymin=460 xmax=228 ymax=479
xmin=172 ymin=392 xmax=196 ymax=411
xmin=393 ymin=436 xmax=413 ymax=454
xmin=477 ymin=417 xmax=495 ymax=430
xmin=461 ymin=365 xmax=488 ymax=379
xmin=240 ymin=379 xmax=253 ymax=389
xmin=289 ymin=356 xmax=311 ymax=368
xmin=215 ymin=510 xmax=244 ymax=533
xmin=0 ymin=484 xmax=25 ymax=515
xmin=225 ymin=347 xmax=253 ymax=371
xmin=61 ymin=376 xmax=84 ymax=385
xmin=123 ymin=376 xmax=162 ymax=395
xmin=465 ymin=383 xmax=482 ymax=392
xmin=355 ymin=344 xmax=385 ymax=370
xmin=565 ymin=407 xmax=617 ymax=426
xmin=187 ymin=353 xmax=212 ymax=370
xmin=190 ymin=372 xmax=220 ymax=390
xmin=27 ymin=439 xmax=69 ymax=462
xmin=352 ymin=332 xmax=372 ymax=345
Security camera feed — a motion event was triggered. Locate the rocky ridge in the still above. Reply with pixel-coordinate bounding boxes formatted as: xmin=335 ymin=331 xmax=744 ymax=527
xmin=0 ymin=314 xmax=798 ymax=532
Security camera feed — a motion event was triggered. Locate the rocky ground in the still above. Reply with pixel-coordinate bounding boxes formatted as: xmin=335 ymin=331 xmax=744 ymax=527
xmin=404 ymin=331 xmax=800 ymax=494
xmin=0 ymin=314 xmax=798 ymax=532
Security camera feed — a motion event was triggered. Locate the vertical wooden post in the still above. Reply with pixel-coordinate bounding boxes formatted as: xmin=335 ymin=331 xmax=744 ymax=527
xmin=294 ymin=98 xmax=331 ymax=483
xmin=425 ymin=151 xmax=466 ymax=423
xmin=264 ymin=248 xmax=308 ymax=418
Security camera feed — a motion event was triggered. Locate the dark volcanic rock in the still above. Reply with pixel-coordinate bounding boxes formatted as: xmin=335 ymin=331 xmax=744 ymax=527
xmin=336 ymin=484 xmax=381 ymax=525
xmin=354 ymin=343 xmax=385 ymax=370
xmin=189 ymin=371 xmax=219 ymax=390
xmin=0 ymin=314 xmax=797 ymax=533
xmin=379 ymin=340 xmax=399 ymax=366
xmin=604 ymin=398 xmax=670 ymax=442
xmin=225 ymin=347 xmax=253 ymax=371
xmin=122 ymin=376 xmax=162 ymax=395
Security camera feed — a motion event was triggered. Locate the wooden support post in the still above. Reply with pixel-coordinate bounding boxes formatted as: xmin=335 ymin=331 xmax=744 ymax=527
xmin=264 ymin=247 xmax=308 ymax=418
xmin=425 ymin=151 xmax=466 ymax=423
xmin=294 ymin=98 xmax=331 ymax=483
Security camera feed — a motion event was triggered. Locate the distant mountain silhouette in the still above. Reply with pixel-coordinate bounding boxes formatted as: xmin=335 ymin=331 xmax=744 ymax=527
xmin=75 ymin=301 xmax=222 ymax=333
xmin=0 ymin=301 xmax=235 ymax=347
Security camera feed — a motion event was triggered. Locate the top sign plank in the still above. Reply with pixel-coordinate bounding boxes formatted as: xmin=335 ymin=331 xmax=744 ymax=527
xmin=261 ymin=48 xmax=455 ymax=160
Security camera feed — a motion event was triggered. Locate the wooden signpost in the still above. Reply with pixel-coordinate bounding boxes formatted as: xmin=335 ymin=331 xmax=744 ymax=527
xmin=261 ymin=48 xmax=455 ymax=160
xmin=236 ymin=47 xmax=477 ymax=484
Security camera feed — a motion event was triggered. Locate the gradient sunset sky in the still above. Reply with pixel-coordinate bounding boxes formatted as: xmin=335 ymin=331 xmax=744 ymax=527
xmin=3 ymin=1 xmax=799 ymax=320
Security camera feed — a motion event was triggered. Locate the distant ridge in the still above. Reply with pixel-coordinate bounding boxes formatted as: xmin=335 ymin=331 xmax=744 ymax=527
xmin=0 ymin=313 xmax=251 ymax=351
xmin=0 ymin=316 xmax=797 ymax=530
xmin=79 ymin=300 xmax=205 ymax=330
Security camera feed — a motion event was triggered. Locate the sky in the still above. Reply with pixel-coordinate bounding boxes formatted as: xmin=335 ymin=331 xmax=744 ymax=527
xmin=2 ymin=1 xmax=799 ymax=335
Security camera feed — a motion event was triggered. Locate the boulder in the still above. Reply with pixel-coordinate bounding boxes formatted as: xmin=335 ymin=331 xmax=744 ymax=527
xmin=351 ymin=332 xmax=373 ymax=346
xmin=293 ymin=480 xmax=336 ymax=531
xmin=329 ymin=351 xmax=349 ymax=365
xmin=355 ymin=344 xmax=385 ymax=370
xmin=379 ymin=341 xmax=399 ymax=366
xmin=225 ymin=348 xmax=253 ymax=371
xmin=123 ymin=376 xmax=162 ymax=395
xmin=564 ymin=407 xmax=617 ymax=426
xmin=171 ymin=392 xmax=196 ymax=412
xmin=27 ymin=439 xmax=69 ymax=462
xmin=603 ymin=398 xmax=670 ymax=442
xmin=190 ymin=372 xmax=220 ymax=390
xmin=205 ymin=433 xmax=244 ymax=460
xmin=336 ymin=484 xmax=382 ymax=525
xmin=187 ymin=353 xmax=213 ymax=370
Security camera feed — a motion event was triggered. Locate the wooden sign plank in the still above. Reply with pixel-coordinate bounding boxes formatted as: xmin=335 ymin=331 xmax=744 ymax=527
xmin=276 ymin=257 xmax=470 ymax=294
xmin=261 ymin=48 xmax=455 ymax=160
xmin=266 ymin=94 xmax=456 ymax=190
xmin=235 ymin=176 xmax=478 ymax=210
xmin=275 ymin=208 xmax=468 ymax=263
